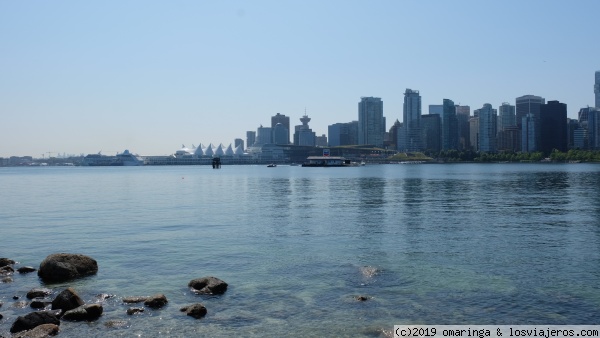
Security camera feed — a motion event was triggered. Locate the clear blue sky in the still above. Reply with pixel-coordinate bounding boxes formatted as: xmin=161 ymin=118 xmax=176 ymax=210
xmin=1 ymin=0 xmax=599 ymax=157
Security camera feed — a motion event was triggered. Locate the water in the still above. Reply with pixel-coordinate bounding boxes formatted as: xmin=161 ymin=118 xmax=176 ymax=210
xmin=1 ymin=164 xmax=600 ymax=337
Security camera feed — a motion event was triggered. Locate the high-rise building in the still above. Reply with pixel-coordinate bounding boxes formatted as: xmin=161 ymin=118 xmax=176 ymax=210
xmin=539 ymin=100 xmax=567 ymax=154
xmin=421 ymin=114 xmax=441 ymax=153
xmin=402 ymin=89 xmax=421 ymax=152
xmin=255 ymin=125 xmax=272 ymax=146
xmin=516 ymin=95 xmax=545 ymax=151
xmin=456 ymin=105 xmax=470 ymax=151
xmin=234 ymin=138 xmax=244 ymax=150
xmin=272 ymin=123 xmax=288 ymax=145
xmin=271 ymin=113 xmax=290 ymax=144
xmin=595 ymin=71 xmax=600 ymax=108
xmin=442 ymin=99 xmax=458 ymax=151
xmin=358 ymin=97 xmax=384 ymax=147
xmin=476 ymin=104 xmax=497 ymax=153
xmin=589 ymin=109 xmax=600 ymax=149
xmin=388 ymin=119 xmax=401 ymax=150
xmin=497 ymin=126 xmax=520 ymax=152
xmin=246 ymin=131 xmax=256 ymax=149
xmin=469 ymin=117 xmax=479 ymax=151
xmin=316 ymin=134 xmax=327 ymax=147
xmin=521 ymin=114 xmax=536 ymax=152
xmin=294 ymin=114 xmax=316 ymax=146
xmin=498 ymin=103 xmax=516 ymax=131
xmin=429 ymin=105 xmax=443 ymax=115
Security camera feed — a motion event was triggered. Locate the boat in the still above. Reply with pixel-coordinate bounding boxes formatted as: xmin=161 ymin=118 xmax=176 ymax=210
xmin=267 ymin=163 xmax=277 ymax=167
xmin=116 ymin=150 xmax=145 ymax=166
xmin=82 ymin=150 xmax=144 ymax=166
xmin=301 ymin=156 xmax=351 ymax=167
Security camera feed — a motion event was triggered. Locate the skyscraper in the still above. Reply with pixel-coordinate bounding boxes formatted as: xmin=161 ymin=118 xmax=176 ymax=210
xmin=442 ymin=99 xmax=458 ymax=151
xmin=539 ymin=100 xmax=567 ymax=154
xmin=522 ymin=114 xmax=536 ymax=152
xmin=246 ymin=131 xmax=256 ymax=149
xmin=294 ymin=114 xmax=316 ymax=146
xmin=271 ymin=113 xmax=290 ymax=144
xmin=456 ymin=105 xmax=471 ymax=151
xmin=402 ymin=89 xmax=421 ymax=152
xmin=498 ymin=103 xmax=516 ymax=131
xmin=516 ymin=95 xmax=545 ymax=151
xmin=358 ymin=97 xmax=384 ymax=147
xmin=595 ymin=71 xmax=600 ymax=108
xmin=421 ymin=114 xmax=441 ymax=153
xmin=477 ymin=104 xmax=497 ymax=153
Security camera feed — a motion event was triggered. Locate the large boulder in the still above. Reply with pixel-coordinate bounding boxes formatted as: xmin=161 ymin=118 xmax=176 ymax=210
xmin=188 ymin=276 xmax=228 ymax=295
xmin=51 ymin=287 xmax=84 ymax=313
xmin=12 ymin=323 xmax=59 ymax=338
xmin=180 ymin=303 xmax=207 ymax=319
xmin=27 ymin=288 xmax=53 ymax=300
xmin=0 ymin=258 xmax=15 ymax=267
xmin=10 ymin=311 xmax=60 ymax=333
xmin=38 ymin=253 xmax=98 ymax=283
xmin=144 ymin=294 xmax=168 ymax=309
xmin=62 ymin=304 xmax=103 ymax=321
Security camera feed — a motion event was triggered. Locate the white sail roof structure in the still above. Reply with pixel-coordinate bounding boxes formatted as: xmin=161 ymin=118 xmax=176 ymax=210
xmin=225 ymin=144 xmax=234 ymax=156
xmin=204 ymin=143 xmax=214 ymax=157
xmin=194 ymin=143 xmax=204 ymax=156
xmin=234 ymin=144 xmax=244 ymax=156
xmin=215 ymin=143 xmax=225 ymax=156
xmin=175 ymin=144 xmax=194 ymax=156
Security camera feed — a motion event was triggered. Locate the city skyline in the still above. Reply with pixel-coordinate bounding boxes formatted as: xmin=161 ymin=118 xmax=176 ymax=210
xmin=1 ymin=1 xmax=600 ymax=157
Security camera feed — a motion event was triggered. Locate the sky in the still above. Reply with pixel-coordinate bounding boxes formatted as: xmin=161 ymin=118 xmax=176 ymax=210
xmin=1 ymin=0 xmax=599 ymax=157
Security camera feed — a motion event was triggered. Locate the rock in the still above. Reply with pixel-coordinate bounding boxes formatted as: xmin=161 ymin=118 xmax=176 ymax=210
xmin=1 ymin=277 xmax=13 ymax=283
xmin=0 ymin=313 xmax=3 ymax=320
xmin=95 ymin=293 xmax=115 ymax=301
xmin=126 ymin=307 xmax=144 ymax=315
xmin=12 ymin=323 xmax=59 ymax=338
xmin=104 ymin=319 xmax=129 ymax=328
xmin=27 ymin=288 xmax=53 ymax=299
xmin=13 ymin=301 xmax=29 ymax=308
xmin=37 ymin=253 xmax=98 ymax=283
xmin=188 ymin=276 xmax=228 ymax=295
xmin=51 ymin=287 xmax=84 ymax=313
xmin=0 ymin=265 xmax=14 ymax=275
xmin=0 ymin=258 xmax=15 ymax=267
xmin=180 ymin=303 xmax=207 ymax=319
xmin=62 ymin=304 xmax=103 ymax=321
xmin=13 ymin=295 xmax=20 ymax=300
xmin=144 ymin=294 xmax=168 ymax=309
xmin=17 ymin=266 xmax=37 ymax=274
xmin=10 ymin=311 xmax=60 ymax=333
xmin=355 ymin=295 xmax=370 ymax=301
xmin=30 ymin=299 xmax=52 ymax=309
xmin=122 ymin=296 xmax=148 ymax=304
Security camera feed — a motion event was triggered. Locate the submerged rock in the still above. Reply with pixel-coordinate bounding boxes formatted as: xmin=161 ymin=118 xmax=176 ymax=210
xmin=17 ymin=266 xmax=36 ymax=274
xmin=126 ymin=307 xmax=144 ymax=315
xmin=180 ymin=303 xmax=207 ymax=319
xmin=62 ymin=304 xmax=103 ymax=321
xmin=10 ymin=311 xmax=60 ymax=333
xmin=0 ymin=258 xmax=15 ymax=267
xmin=12 ymin=323 xmax=59 ymax=338
xmin=104 ymin=319 xmax=129 ymax=328
xmin=27 ymin=288 xmax=53 ymax=299
xmin=51 ymin=287 xmax=84 ymax=313
xmin=144 ymin=294 xmax=168 ymax=309
xmin=30 ymin=299 xmax=52 ymax=309
xmin=38 ymin=253 xmax=98 ymax=283
xmin=355 ymin=295 xmax=370 ymax=301
xmin=188 ymin=276 xmax=228 ymax=295
xmin=122 ymin=296 xmax=148 ymax=304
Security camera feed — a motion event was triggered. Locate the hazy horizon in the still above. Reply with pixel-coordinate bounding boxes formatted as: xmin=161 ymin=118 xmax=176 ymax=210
xmin=2 ymin=0 xmax=599 ymax=157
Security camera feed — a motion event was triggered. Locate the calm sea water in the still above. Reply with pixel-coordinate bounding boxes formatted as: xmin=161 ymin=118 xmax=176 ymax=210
xmin=1 ymin=164 xmax=600 ymax=337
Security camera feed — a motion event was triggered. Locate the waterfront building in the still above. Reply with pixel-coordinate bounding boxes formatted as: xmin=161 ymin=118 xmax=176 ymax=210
xmin=421 ymin=114 xmax=441 ymax=153
xmin=476 ymin=104 xmax=497 ymax=153
xmin=456 ymin=105 xmax=470 ymax=151
xmin=539 ymin=100 xmax=567 ymax=154
xmin=402 ymin=89 xmax=421 ymax=152
xmin=358 ymin=97 xmax=385 ymax=147
xmin=246 ymin=131 xmax=256 ymax=150
xmin=254 ymin=125 xmax=272 ymax=146
xmin=469 ymin=117 xmax=479 ymax=151
xmin=595 ymin=71 xmax=600 ymax=108
xmin=573 ymin=127 xmax=587 ymax=149
xmin=273 ymin=123 xmax=288 ymax=145
xmin=521 ymin=114 xmax=536 ymax=152
xmin=442 ymin=99 xmax=458 ymax=151
xmin=567 ymin=119 xmax=579 ymax=150
xmin=316 ymin=134 xmax=327 ymax=147
xmin=498 ymin=103 xmax=516 ymax=131
xmin=388 ymin=119 xmax=401 ymax=150
xmin=516 ymin=95 xmax=545 ymax=151
xmin=589 ymin=109 xmax=600 ymax=150
xmin=497 ymin=126 xmax=520 ymax=152
xmin=429 ymin=105 xmax=443 ymax=115
xmin=294 ymin=114 xmax=316 ymax=146
xmin=271 ymin=113 xmax=290 ymax=144
xmin=234 ymin=138 xmax=244 ymax=151
xmin=397 ymin=122 xmax=406 ymax=152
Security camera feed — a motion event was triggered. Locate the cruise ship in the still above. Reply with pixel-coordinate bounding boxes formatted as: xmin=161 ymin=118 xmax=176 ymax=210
xmin=83 ymin=150 xmax=144 ymax=166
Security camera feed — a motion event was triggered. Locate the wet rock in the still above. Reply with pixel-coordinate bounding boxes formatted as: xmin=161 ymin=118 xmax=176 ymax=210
xmin=355 ymin=295 xmax=370 ymax=301
xmin=188 ymin=276 xmax=228 ymax=295
xmin=0 ymin=258 xmax=15 ymax=267
xmin=126 ymin=307 xmax=144 ymax=315
xmin=180 ymin=303 xmax=207 ymax=319
xmin=0 ymin=266 xmax=14 ymax=275
xmin=95 ymin=293 xmax=115 ymax=301
xmin=30 ymin=299 xmax=52 ymax=309
xmin=1 ymin=276 xmax=13 ymax=283
xmin=10 ymin=311 xmax=60 ymax=333
xmin=12 ymin=323 xmax=59 ymax=338
xmin=62 ymin=304 xmax=103 ymax=321
xmin=122 ymin=296 xmax=148 ymax=304
xmin=51 ymin=287 xmax=84 ymax=313
xmin=37 ymin=253 xmax=98 ymax=283
xmin=13 ymin=295 xmax=20 ymax=300
xmin=105 ymin=319 xmax=129 ymax=328
xmin=0 ymin=313 xmax=3 ymax=320
xmin=144 ymin=294 xmax=168 ymax=309
xmin=13 ymin=301 xmax=29 ymax=308
xmin=17 ymin=266 xmax=36 ymax=274
xmin=27 ymin=288 xmax=53 ymax=299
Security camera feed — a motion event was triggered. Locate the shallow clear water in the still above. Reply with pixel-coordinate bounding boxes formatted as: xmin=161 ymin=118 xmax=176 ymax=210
xmin=1 ymin=164 xmax=600 ymax=337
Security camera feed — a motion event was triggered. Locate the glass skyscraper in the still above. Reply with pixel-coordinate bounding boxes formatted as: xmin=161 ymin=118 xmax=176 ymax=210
xmin=595 ymin=71 xmax=600 ymax=108
xmin=402 ymin=89 xmax=421 ymax=152
xmin=358 ymin=97 xmax=384 ymax=147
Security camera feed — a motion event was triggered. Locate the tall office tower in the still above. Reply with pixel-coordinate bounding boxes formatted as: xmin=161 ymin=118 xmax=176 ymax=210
xmin=567 ymin=119 xmax=582 ymax=149
xmin=589 ymin=109 xmax=600 ymax=149
xmin=538 ymin=100 xmax=567 ymax=154
xmin=328 ymin=123 xmax=343 ymax=147
xmin=272 ymin=123 xmax=288 ymax=145
xmin=456 ymin=105 xmax=470 ymax=151
xmin=388 ymin=119 xmax=402 ymax=150
xmin=469 ymin=117 xmax=479 ymax=151
xmin=316 ymin=134 xmax=327 ymax=147
xmin=498 ymin=103 xmax=516 ymax=131
xmin=521 ymin=114 xmax=536 ymax=152
xmin=516 ymin=95 xmax=545 ymax=151
xmin=358 ymin=97 xmax=384 ymax=147
xmin=442 ymin=99 xmax=458 ymax=150
xmin=402 ymin=89 xmax=421 ymax=152
xmin=234 ymin=138 xmax=244 ymax=150
xmin=254 ymin=125 xmax=272 ymax=146
xmin=271 ymin=113 xmax=290 ymax=144
xmin=595 ymin=71 xmax=600 ymax=108
xmin=246 ymin=131 xmax=256 ymax=149
xmin=294 ymin=114 xmax=316 ymax=146
xmin=421 ymin=114 xmax=441 ymax=153
xmin=497 ymin=126 xmax=520 ymax=152
xmin=477 ymin=104 xmax=498 ymax=153
xmin=397 ymin=122 xmax=406 ymax=151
